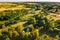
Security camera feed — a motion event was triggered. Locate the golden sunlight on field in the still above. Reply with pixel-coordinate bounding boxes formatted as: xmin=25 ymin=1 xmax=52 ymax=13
xmin=0 ymin=2 xmax=60 ymax=40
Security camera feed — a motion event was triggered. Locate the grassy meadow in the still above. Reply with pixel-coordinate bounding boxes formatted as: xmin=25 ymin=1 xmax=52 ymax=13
xmin=0 ymin=2 xmax=60 ymax=40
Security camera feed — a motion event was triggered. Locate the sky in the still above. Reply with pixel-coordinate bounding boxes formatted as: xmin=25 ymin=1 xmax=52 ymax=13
xmin=0 ymin=0 xmax=60 ymax=2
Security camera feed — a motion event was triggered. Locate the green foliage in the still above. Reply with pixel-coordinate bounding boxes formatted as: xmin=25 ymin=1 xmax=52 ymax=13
xmin=0 ymin=2 xmax=60 ymax=40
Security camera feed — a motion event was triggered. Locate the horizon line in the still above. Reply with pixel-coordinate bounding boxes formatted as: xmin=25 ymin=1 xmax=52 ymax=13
xmin=0 ymin=0 xmax=60 ymax=2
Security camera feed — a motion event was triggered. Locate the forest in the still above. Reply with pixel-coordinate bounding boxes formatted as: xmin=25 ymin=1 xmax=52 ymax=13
xmin=0 ymin=2 xmax=60 ymax=40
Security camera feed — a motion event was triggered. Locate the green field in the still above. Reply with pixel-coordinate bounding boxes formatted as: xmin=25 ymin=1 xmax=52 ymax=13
xmin=0 ymin=2 xmax=60 ymax=40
